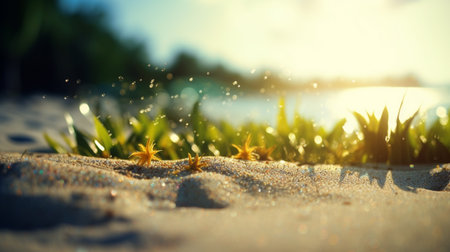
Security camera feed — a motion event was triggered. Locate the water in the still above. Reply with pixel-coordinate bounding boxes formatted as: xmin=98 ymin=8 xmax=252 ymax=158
xmin=201 ymin=86 xmax=450 ymax=132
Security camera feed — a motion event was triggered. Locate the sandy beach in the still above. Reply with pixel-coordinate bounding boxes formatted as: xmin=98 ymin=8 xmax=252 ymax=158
xmin=0 ymin=152 xmax=449 ymax=251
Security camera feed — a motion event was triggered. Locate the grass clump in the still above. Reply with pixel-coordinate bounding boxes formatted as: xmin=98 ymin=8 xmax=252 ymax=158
xmin=44 ymin=98 xmax=450 ymax=165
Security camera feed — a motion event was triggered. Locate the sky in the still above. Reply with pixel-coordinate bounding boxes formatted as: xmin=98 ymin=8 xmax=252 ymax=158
xmin=61 ymin=0 xmax=450 ymax=85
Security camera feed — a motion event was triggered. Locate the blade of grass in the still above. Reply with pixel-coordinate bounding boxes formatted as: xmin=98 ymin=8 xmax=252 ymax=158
xmin=43 ymin=133 xmax=67 ymax=154
xmin=93 ymin=116 xmax=113 ymax=152
xmin=73 ymin=126 xmax=96 ymax=156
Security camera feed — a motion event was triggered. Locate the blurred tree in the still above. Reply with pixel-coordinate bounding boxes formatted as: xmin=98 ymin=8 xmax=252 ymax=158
xmin=1 ymin=0 xmax=153 ymax=95
xmin=170 ymin=52 xmax=202 ymax=77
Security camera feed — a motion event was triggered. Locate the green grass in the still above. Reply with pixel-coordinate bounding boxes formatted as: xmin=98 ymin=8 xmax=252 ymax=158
xmin=44 ymin=98 xmax=450 ymax=165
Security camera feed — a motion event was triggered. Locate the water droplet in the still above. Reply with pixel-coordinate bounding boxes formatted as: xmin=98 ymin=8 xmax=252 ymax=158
xmin=250 ymin=69 xmax=256 ymax=74
xmin=312 ymin=83 xmax=318 ymax=88
xmin=118 ymin=76 xmax=124 ymax=81
xmin=232 ymin=81 xmax=238 ymax=85
xmin=189 ymin=77 xmax=194 ymax=82
xmin=65 ymin=79 xmax=69 ymax=83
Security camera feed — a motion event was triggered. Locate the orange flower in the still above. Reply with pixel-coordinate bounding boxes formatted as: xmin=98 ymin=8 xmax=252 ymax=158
xmin=232 ymin=135 xmax=257 ymax=160
xmin=173 ymin=153 xmax=206 ymax=175
xmin=129 ymin=138 xmax=161 ymax=166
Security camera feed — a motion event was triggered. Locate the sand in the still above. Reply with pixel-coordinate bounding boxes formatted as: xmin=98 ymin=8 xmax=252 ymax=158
xmin=0 ymin=152 xmax=449 ymax=251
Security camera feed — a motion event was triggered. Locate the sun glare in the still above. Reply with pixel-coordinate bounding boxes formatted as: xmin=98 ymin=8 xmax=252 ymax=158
xmin=333 ymin=87 xmax=441 ymax=133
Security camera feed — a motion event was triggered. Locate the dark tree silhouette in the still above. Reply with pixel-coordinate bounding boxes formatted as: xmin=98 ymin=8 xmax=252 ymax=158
xmin=1 ymin=0 xmax=153 ymax=95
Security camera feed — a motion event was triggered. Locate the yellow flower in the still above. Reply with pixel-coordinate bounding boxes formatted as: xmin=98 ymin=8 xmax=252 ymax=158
xmin=129 ymin=138 xmax=161 ymax=166
xmin=232 ymin=135 xmax=257 ymax=160
xmin=173 ymin=153 xmax=206 ymax=175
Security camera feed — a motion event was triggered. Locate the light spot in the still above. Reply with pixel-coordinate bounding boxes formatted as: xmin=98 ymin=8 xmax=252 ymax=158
xmin=169 ymin=132 xmax=180 ymax=143
xmin=79 ymin=103 xmax=90 ymax=115
xmin=265 ymin=127 xmax=275 ymax=135
xmin=191 ymin=144 xmax=200 ymax=153
xmin=94 ymin=139 xmax=105 ymax=152
xmin=356 ymin=131 xmax=364 ymax=140
xmin=314 ymin=135 xmax=323 ymax=145
xmin=288 ymin=133 xmax=296 ymax=145
xmin=208 ymin=144 xmax=220 ymax=156
xmin=436 ymin=106 xmax=447 ymax=118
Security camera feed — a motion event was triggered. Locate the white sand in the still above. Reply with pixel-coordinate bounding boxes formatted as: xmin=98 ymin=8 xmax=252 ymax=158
xmin=0 ymin=152 xmax=449 ymax=251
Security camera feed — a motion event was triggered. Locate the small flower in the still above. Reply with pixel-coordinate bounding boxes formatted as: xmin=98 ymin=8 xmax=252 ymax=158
xmin=232 ymin=134 xmax=257 ymax=160
xmin=173 ymin=153 xmax=206 ymax=175
xmin=129 ymin=138 xmax=161 ymax=166
xmin=255 ymin=146 xmax=275 ymax=161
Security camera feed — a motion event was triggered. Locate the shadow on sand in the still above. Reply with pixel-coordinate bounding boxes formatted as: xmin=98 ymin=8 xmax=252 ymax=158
xmin=339 ymin=165 xmax=449 ymax=192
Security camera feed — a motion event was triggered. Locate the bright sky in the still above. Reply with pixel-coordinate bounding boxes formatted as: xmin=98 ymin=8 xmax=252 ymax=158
xmin=62 ymin=0 xmax=450 ymax=85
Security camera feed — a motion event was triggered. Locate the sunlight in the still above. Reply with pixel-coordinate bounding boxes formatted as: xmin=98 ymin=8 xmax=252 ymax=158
xmin=332 ymin=87 xmax=441 ymax=133
xmin=65 ymin=0 xmax=450 ymax=84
